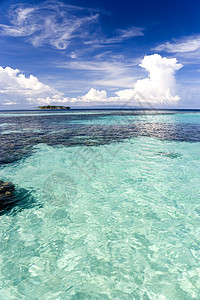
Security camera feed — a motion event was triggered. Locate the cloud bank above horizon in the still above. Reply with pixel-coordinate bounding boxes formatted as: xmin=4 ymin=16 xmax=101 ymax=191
xmin=1 ymin=0 xmax=200 ymax=109
xmin=0 ymin=54 xmax=183 ymax=108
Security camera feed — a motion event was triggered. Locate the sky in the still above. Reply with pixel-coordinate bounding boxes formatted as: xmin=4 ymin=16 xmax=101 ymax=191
xmin=0 ymin=0 xmax=200 ymax=109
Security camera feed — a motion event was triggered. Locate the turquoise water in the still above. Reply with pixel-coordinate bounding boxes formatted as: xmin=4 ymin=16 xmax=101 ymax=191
xmin=0 ymin=110 xmax=200 ymax=299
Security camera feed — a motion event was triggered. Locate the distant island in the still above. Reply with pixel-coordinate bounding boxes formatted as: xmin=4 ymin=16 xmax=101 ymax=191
xmin=38 ymin=105 xmax=70 ymax=110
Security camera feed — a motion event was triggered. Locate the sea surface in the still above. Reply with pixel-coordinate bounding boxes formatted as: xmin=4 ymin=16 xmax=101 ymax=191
xmin=0 ymin=109 xmax=200 ymax=299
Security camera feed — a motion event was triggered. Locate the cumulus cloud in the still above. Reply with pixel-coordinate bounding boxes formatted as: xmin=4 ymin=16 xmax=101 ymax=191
xmin=0 ymin=66 xmax=63 ymax=105
xmin=80 ymin=88 xmax=107 ymax=102
xmin=52 ymin=54 xmax=183 ymax=106
xmin=116 ymin=54 xmax=183 ymax=105
xmin=0 ymin=66 xmax=55 ymax=93
xmin=0 ymin=54 xmax=183 ymax=108
xmin=36 ymin=88 xmax=108 ymax=104
xmin=0 ymin=1 xmax=143 ymax=51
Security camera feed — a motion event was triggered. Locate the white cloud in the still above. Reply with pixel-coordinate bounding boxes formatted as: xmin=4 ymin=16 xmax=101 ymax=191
xmin=80 ymin=88 xmax=107 ymax=102
xmin=69 ymin=52 xmax=77 ymax=59
xmin=61 ymin=59 xmax=142 ymax=88
xmin=0 ymin=66 xmax=54 ymax=93
xmin=0 ymin=54 xmax=183 ymax=107
xmin=155 ymin=35 xmax=200 ymax=53
xmin=116 ymin=54 xmax=183 ymax=105
xmin=0 ymin=1 xmax=143 ymax=51
xmin=0 ymin=66 xmax=63 ymax=105
xmin=3 ymin=101 xmax=18 ymax=105
xmin=37 ymin=88 xmax=108 ymax=104
xmin=0 ymin=66 xmax=58 ymax=94
xmin=68 ymin=55 xmax=183 ymax=106
xmin=85 ymin=27 xmax=144 ymax=45
xmin=116 ymin=27 xmax=144 ymax=39
xmin=116 ymin=89 xmax=135 ymax=100
xmin=0 ymin=1 xmax=99 ymax=50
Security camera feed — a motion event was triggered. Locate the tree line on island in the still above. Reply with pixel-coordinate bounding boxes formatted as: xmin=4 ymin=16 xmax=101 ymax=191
xmin=38 ymin=105 xmax=70 ymax=110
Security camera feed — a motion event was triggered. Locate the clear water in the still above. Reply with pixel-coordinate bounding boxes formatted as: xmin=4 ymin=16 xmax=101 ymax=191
xmin=0 ymin=110 xmax=200 ymax=299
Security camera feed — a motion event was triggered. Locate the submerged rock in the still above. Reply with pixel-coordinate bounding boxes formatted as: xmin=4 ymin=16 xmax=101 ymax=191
xmin=0 ymin=180 xmax=16 ymax=212
xmin=0 ymin=180 xmax=37 ymax=215
xmin=156 ymin=152 xmax=182 ymax=159
xmin=0 ymin=180 xmax=15 ymax=195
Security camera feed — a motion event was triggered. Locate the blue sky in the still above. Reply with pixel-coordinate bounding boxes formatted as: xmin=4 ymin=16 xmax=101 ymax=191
xmin=0 ymin=0 xmax=200 ymax=109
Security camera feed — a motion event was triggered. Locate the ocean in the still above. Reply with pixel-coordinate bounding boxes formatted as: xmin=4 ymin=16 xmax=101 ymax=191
xmin=0 ymin=109 xmax=200 ymax=299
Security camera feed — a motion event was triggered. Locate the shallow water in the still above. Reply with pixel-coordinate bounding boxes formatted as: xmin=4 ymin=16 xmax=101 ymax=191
xmin=0 ymin=110 xmax=200 ymax=299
